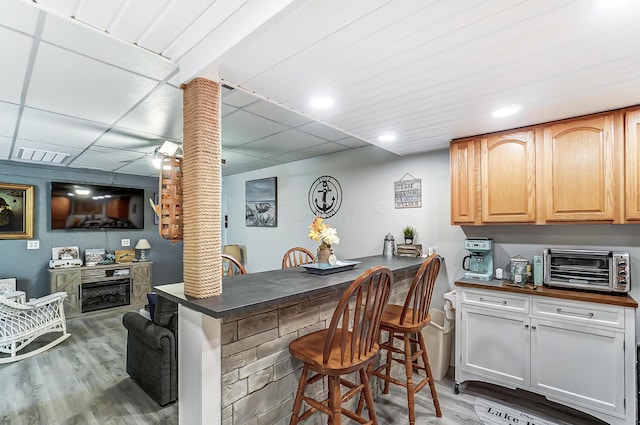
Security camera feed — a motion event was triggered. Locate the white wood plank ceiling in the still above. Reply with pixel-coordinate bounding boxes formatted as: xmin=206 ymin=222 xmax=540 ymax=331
xmin=2 ymin=0 xmax=640 ymax=176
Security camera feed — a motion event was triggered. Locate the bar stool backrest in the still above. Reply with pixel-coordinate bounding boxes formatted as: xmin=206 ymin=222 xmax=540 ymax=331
xmin=282 ymin=247 xmax=316 ymax=268
xmin=323 ymin=265 xmax=393 ymax=365
xmin=399 ymin=255 xmax=442 ymax=326
xmin=222 ymin=254 xmax=247 ymax=277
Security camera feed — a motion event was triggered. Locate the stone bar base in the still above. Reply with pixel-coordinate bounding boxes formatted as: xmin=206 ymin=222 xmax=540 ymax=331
xmin=220 ymin=268 xmax=416 ymax=425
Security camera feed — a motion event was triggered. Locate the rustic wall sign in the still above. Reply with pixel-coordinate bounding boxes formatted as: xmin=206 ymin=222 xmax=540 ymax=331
xmin=394 ymin=173 xmax=422 ymax=209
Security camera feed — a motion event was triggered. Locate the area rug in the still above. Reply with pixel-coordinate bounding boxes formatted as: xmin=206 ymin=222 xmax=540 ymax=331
xmin=474 ymin=397 xmax=561 ymax=425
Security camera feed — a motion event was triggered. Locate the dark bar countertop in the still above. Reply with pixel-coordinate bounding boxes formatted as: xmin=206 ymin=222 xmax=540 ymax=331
xmin=154 ymin=255 xmax=425 ymax=318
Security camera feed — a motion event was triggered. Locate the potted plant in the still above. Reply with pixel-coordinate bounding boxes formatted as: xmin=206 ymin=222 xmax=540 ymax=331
xmin=402 ymin=225 xmax=417 ymax=245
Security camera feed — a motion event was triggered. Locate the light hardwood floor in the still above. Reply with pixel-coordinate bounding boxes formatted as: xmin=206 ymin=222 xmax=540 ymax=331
xmin=0 ymin=308 xmax=606 ymax=424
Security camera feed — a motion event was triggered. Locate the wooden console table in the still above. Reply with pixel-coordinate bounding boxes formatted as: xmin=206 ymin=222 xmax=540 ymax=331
xmin=48 ymin=262 xmax=152 ymax=316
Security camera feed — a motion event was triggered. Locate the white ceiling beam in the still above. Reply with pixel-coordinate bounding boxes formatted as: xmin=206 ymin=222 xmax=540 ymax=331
xmin=177 ymin=0 xmax=306 ymax=84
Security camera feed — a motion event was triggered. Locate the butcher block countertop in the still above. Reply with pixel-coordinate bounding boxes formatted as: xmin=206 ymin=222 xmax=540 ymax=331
xmin=455 ymin=278 xmax=638 ymax=308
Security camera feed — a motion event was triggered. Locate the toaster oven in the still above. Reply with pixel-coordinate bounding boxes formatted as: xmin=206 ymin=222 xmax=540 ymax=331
xmin=543 ymin=249 xmax=630 ymax=293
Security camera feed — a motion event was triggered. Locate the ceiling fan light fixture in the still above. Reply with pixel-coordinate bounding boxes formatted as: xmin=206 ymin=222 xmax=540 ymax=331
xmin=159 ymin=140 xmax=182 ymax=156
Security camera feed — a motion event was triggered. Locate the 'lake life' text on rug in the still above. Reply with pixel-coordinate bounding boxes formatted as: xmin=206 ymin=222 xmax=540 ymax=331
xmin=474 ymin=397 xmax=561 ymax=425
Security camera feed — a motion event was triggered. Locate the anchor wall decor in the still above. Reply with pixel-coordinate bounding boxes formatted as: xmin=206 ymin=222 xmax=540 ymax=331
xmin=308 ymin=175 xmax=342 ymax=218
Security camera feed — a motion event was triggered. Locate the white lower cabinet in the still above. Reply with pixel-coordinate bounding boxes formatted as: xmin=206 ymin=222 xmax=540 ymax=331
xmin=531 ymin=318 xmax=625 ymax=416
xmin=461 ymin=307 xmax=530 ymax=388
xmin=455 ymin=286 xmax=636 ymax=425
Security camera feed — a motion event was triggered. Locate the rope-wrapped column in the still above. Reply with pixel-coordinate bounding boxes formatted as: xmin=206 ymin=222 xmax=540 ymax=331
xmin=182 ymin=78 xmax=222 ymax=298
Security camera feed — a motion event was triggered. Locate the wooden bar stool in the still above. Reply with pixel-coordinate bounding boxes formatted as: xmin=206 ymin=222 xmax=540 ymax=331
xmin=370 ymin=254 xmax=443 ymax=424
xmin=288 ymin=266 xmax=393 ymax=425
xmin=222 ymin=253 xmax=246 ymax=277
xmin=281 ymin=247 xmax=316 ymax=268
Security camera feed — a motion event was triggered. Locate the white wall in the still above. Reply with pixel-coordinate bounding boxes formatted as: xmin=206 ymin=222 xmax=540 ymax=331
xmin=222 ymin=145 xmax=640 ymax=340
xmin=222 ymin=145 xmax=465 ymax=310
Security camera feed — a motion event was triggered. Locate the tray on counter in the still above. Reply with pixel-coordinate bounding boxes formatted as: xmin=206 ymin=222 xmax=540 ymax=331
xmin=302 ymin=260 xmax=361 ymax=275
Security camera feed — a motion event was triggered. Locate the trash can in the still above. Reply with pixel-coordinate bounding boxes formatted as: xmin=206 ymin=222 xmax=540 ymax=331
xmin=420 ymin=292 xmax=456 ymax=381
xmin=444 ymin=289 xmax=456 ymax=321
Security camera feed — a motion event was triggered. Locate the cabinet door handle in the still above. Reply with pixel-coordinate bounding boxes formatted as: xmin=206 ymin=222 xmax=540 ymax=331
xmin=531 ymin=325 xmax=537 ymax=330
xmin=524 ymin=324 xmax=529 ymax=329
xmin=479 ymin=297 xmax=507 ymax=305
xmin=556 ymin=308 xmax=594 ymax=318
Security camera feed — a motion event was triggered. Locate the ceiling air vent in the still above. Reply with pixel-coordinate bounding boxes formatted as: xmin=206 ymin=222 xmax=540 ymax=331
xmin=17 ymin=148 xmax=69 ymax=164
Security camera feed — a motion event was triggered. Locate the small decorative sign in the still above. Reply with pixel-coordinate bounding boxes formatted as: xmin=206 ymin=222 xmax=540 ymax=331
xmin=52 ymin=246 xmax=80 ymax=261
xmin=85 ymin=248 xmax=106 ymax=266
xmin=115 ymin=249 xmax=135 ymax=263
xmin=394 ymin=174 xmax=422 ymax=209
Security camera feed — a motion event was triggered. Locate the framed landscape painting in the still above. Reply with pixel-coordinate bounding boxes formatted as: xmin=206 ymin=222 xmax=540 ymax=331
xmin=245 ymin=177 xmax=277 ymax=227
xmin=0 ymin=183 xmax=34 ymax=239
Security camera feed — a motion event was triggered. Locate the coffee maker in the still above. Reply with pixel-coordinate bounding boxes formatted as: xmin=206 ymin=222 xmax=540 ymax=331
xmin=462 ymin=238 xmax=494 ymax=281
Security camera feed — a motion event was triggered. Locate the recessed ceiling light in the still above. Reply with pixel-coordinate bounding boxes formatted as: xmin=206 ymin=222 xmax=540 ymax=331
xmin=310 ymin=97 xmax=334 ymax=109
xmin=492 ymin=105 xmax=522 ymax=118
xmin=378 ymin=133 xmax=397 ymax=142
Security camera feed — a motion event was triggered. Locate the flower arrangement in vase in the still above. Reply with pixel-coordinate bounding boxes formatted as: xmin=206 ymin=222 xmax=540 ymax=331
xmin=308 ymin=216 xmax=340 ymax=264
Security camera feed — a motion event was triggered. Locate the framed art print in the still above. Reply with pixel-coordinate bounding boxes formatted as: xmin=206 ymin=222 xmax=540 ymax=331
xmin=0 ymin=183 xmax=34 ymax=239
xmin=245 ymin=177 xmax=277 ymax=227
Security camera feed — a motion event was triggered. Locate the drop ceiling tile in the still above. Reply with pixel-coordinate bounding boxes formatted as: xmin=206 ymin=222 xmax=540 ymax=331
xmin=224 ymin=158 xmax=283 ymax=174
xmin=244 ymin=100 xmax=312 ymax=127
xmin=232 ymin=128 xmax=329 ymax=158
xmin=115 ymin=158 xmax=161 ymax=176
xmin=221 ymin=149 xmax=262 ymax=166
xmin=0 ymin=102 xmax=19 ymax=138
xmin=276 ymin=143 xmax=351 ymax=163
xmin=0 ymin=27 xmax=33 ymax=104
xmin=69 ymin=145 xmax=147 ymax=171
xmin=222 ymin=89 xmax=260 ymax=108
xmin=27 ymin=43 xmax=159 ymax=124
xmin=297 ymin=120 xmax=353 ymax=141
xmin=335 ymin=136 xmax=369 ymax=148
xmin=1 ymin=0 xmax=40 ymax=35
xmin=221 ymin=110 xmax=288 ymax=147
xmin=117 ymin=84 xmax=183 ymax=138
xmin=0 ymin=136 xmax=12 ymax=159
xmin=95 ymin=128 xmax=165 ymax=152
xmin=42 ymin=10 xmax=177 ymax=81
xmin=18 ymin=107 xmax=108 ymax=148
xmin=221 ymin=103 xmax=238 ymax=117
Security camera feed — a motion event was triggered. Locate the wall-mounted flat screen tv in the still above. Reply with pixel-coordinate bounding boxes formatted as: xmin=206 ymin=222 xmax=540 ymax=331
xmin=50 ymin=182 xmax=145 ymax=230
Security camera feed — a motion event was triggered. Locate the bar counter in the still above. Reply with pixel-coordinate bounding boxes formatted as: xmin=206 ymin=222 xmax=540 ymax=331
xmin=155 ymin=255 xmax=425 ymax=318
xmin=153 ymin=255 xmax=426 ymax=425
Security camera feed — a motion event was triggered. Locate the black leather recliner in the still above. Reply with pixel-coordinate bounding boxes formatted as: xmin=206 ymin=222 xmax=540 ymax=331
xmin=122 ymin=294 xmax=178 ymax=406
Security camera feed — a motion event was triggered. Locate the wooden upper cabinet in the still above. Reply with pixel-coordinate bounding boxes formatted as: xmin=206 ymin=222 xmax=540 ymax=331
xmin=542 ymin=113 xmax=621 ymax=222
xmin=450 ymin=140 xmax=479 ymax=224
xmin=481 ymin=131 xmax=536 ymax=223
xmin=625 ymin=109 xmax=640 ymax=221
